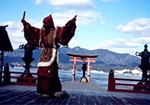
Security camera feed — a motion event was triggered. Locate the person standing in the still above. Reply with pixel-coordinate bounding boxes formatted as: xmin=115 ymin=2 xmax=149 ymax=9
xmin=21 ymin=14 xmax=77 ymax=97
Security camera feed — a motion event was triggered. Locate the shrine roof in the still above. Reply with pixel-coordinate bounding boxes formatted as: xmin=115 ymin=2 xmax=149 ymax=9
xmin=0 ymin=25 xmax=13 ymax=52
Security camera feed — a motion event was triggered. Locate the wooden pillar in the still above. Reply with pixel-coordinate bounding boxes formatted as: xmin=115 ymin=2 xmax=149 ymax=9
xmin=0 ymin=50 xmax=4 ymax=83
xmin=87 ymin=75 xmax=90 ymax=82
xmin=72 ymin=57 xmax=76 ymax=75
xmin=72 ymin=74 xmax=75 ymax=82
xmin=108 ymin=69 xmax=115 ymax=91
xmin=87 ymin=58 xmax=91 ymax=76
xmin=0 ymin=50 xmax=4 ymax=71
xmin=4 ymin=63 xmax=10 ymax=84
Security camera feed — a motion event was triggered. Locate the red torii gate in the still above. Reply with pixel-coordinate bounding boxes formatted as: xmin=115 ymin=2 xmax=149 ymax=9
xmin=67 ymin=53 xmax=98 ymax=77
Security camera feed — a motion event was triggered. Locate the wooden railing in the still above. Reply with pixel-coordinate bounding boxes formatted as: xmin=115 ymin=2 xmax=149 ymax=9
xmin=108 ymin=70 xmax=150 ymax=94
xmin=0 ymin=71 xmax=37 ymax=86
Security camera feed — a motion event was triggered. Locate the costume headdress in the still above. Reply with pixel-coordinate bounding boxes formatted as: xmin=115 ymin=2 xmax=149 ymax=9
xmin=43 ymin=14 xmax=54 ymax=28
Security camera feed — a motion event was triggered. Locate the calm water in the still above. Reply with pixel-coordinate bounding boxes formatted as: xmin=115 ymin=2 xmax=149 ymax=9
xmin=10 ymin=68 xmax=142 ymax=90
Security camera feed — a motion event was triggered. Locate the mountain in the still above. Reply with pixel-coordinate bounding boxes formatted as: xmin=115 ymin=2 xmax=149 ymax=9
xmin=61 ymin=46 xmax=140 ymax=65
xmin=4 ymin=46 xmax=141 ymax=71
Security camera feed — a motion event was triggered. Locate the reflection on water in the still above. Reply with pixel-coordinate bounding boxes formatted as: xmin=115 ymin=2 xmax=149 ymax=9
xmin=9 ymin=68 xmax=142 ymax=90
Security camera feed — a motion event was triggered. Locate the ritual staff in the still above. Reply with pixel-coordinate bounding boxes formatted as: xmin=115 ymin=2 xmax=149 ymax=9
xmin=21 ymin=14 xmax=77 ymax=97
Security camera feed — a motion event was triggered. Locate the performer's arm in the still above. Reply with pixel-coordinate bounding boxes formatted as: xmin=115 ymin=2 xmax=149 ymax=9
xmin=21 ymin=19 xmax=40 ymax=48
xmin=65 ymin=15 xmax=77 ymax=28
xmin=56 ymin=15 xmax=77 ymax=46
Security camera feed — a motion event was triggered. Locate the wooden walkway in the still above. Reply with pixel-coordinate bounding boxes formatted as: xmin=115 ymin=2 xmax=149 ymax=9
xmin=0 ymin=81 xmax=150 ymax=105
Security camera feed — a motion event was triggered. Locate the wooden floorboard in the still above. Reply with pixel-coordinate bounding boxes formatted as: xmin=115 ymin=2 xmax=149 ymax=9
xmin=0 ymin=82 xmax=150 ymax=105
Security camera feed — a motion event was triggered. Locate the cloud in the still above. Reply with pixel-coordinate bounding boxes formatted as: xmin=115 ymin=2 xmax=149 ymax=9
xmin=93 ymin=36 xmax=150 ymax=54
xmin=91 ymin=38 xmax=141 ymax=54
xmin=34 ymin=0 xmax=94 ymax=10
xmin=116 ymin=18 xmax=150 ymax=37
xmin=69 ymin=39 xmax=80 ymax=45
xmin=50 ymin=0 xmax=95 ymax=10
xmin=113 ymin=18 xmax=150 ymax=54
xmin=99 ymin=38 xmax=139 ymax=48
xmin=53 ymin=10 xmax=101 ymax=26
xmin=33 ymin=0 xmax=102 ymax=26
xmin=132 ymin=37 xmax=150 ymax=44
xmin=34 ymin=0 xmax=45 ymax=4
xmin=100 ymin=0 xmax=120 ymax=2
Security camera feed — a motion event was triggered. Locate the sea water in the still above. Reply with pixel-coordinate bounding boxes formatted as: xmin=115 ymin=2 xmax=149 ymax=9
xmin=9 ymin=68 xmax=142 ymax=90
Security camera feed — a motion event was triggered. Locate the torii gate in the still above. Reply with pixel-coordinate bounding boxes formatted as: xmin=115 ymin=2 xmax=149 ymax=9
xmin=67 ymin=53 xmax=98 ymax=77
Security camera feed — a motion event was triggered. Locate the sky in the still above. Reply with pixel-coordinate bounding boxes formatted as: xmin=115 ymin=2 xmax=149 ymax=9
xmin=1 ymin=0 xmax=150 ymax=55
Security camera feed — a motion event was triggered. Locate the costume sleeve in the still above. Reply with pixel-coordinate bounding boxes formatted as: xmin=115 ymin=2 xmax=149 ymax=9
xmin=56 ymin=15 xmax=77 ymax=46
xmin=22 ymin=21 xmax=40 ymax=48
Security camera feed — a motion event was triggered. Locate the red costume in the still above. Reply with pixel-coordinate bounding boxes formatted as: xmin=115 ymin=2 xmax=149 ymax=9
xmin=21 ymin=14 xmax=77 ymax=97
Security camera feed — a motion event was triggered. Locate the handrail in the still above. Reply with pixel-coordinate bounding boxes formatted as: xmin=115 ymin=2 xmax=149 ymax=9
xmin=0 ymin=71 xmax=37 ymax=86
xmin=108 ymin=71 xmax=150 ymax=94
xmin=10 ymin=71 xmax=37 ymax=75
xmin=114 ymin=77 xmax=150 ymax=82
xmin=0 ymin=71 xmax=37 ymax=75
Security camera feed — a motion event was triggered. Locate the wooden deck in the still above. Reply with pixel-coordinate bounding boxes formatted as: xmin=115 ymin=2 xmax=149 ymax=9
xmin=0 ymin=81 xmax=150 ymax=105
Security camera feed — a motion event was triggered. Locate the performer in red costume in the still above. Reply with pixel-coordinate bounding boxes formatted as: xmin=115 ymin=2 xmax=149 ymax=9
xmin=21 ymin=14 xmax=77 ymax=97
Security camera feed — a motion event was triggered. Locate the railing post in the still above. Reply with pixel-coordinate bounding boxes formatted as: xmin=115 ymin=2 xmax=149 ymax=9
xmin=108 ymin=69 xmax=115 ymax=91
xmin=4 ymin=63 xmax=10 ymax=84
xmin=29 ymin=78 xmax=32 ymax=84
